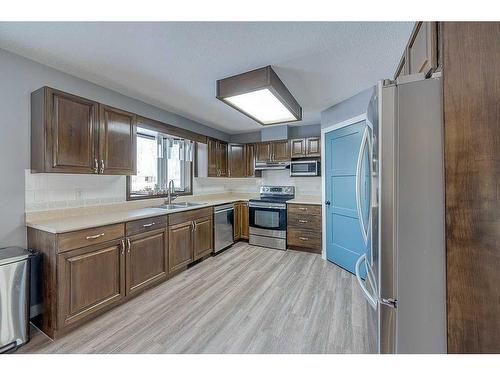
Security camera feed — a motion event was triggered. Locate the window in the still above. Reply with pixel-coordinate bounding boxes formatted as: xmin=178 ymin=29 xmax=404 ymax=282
xmin=128 ymin=127 xmax=193 ymax=199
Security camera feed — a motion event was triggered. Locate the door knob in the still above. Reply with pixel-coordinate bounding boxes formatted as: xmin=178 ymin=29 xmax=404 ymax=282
xmin=325 ymin=201 xmax=331 ymax=205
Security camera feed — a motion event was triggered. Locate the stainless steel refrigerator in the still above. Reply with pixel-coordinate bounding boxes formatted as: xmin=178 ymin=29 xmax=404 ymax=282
xmin=356 ymin=74 xmax=447 ymax=353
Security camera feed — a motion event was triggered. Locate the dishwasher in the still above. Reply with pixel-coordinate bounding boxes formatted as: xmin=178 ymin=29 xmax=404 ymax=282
xmin=214 ymin=204 xmax=234 ymax=253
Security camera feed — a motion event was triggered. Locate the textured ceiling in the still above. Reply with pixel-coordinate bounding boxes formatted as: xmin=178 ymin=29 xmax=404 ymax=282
xmin=0 ymin=22 xmax=412 ymax=134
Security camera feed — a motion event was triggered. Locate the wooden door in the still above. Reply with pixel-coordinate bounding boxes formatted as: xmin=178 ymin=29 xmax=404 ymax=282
xmin=233 ymin=203 xmax=241 ymax=240
xmin=207 ymin=138 xmax=218 ymax=177
xmin=306 ymin=137 xmax=321 ymax=157
xmin=240 ymin=202 xmax=249 ymax=240
xmin=272 ymin=140 xmax=290 ymax=161
xmin=193 ymin=216 xmax=213 ymax=260
xmin=228 ymin=144 xmax=245 ymax=177
xmin=290 ymin=138 xmax=306 ymax=158
xmin=47 ymin=89 xmax=99 ymax=173
xmin=126 ymin=229 xmax=167 ymax=297
xmin=99 ymin=105 xmax=137 ymax=175
xmin=168 ymin=221 xmax=193 ymax=273
xmin=256 ymin=142 xmax=271 ymax=163
xmin=218 ymin=141 xmax=228 ymax=177
xmin=245 ymin=143 xmax=256 ymax=177
xmin=58 ymin=239 xmax=125 ymax=328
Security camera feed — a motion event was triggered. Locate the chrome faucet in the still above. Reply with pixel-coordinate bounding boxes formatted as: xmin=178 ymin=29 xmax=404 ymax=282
xmin=166 ymin=179 xmax=177 ymax=204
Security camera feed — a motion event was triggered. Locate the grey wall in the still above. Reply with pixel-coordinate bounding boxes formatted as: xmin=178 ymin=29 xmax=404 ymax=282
xmin=321 ymin=87 xmax=375 ymax=127
xmin=229 ymin=123 xmax=320 ymax=143
xmin=0 ymin=48 xmax=230 ymax=248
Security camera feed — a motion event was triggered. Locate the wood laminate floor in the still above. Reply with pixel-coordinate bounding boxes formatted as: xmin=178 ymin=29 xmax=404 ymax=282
xmin=18 ymin=243 xmax=375 ymax=354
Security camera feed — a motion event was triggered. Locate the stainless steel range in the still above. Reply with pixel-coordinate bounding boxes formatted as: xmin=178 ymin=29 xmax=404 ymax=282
xmin=249 ymin=186 xmax=295 ymax=250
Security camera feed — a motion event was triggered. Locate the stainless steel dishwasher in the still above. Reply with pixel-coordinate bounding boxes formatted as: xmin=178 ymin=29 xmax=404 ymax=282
xmin=214 ymin=204 xmax=234 ymax=253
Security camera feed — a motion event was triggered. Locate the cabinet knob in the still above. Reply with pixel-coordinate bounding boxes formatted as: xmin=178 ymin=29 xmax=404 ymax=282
xmin=99 ymin=159 xmax=105 ymax=174
xmin=299 ymin=237 xmax=309 ymax=241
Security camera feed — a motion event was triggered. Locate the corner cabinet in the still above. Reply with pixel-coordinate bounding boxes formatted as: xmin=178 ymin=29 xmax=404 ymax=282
xmin=31 ymin=87 xmax=137 ymax=175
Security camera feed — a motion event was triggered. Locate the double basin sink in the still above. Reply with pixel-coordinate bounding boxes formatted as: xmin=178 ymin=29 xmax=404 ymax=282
xmin=156 ymin=201 xmax=205 ymax=210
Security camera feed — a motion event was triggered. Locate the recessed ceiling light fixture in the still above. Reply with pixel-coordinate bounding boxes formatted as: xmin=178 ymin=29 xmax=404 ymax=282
xmin=216 ymin=65 xmax=302 ymax=125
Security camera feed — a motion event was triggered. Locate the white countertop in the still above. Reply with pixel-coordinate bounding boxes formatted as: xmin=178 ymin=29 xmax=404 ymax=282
xmin=26 ymin=193 xmax=258 ymax=234
xmin=287 ymin=195 xmax=322 ymax=205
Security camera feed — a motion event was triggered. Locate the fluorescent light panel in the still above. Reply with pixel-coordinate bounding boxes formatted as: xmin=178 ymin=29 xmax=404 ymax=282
xmin=224 ymin=88 xmax=297 ymax=125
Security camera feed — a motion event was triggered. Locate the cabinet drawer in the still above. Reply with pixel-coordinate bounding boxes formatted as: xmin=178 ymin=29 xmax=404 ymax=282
xmin=58 ymin=223 xmax=124 ymax=253
xmin=126 ymin=215 xmax=167 ymax=236
xmin=287 ymin=229 xmax=322 ymax=252
xmin=168 ymin=207 xmax=213 ymax=226
xmin=287 ymin=204 xmax=321 ymax=216
xmin=287 ymin=213 xmax=321 ymax=231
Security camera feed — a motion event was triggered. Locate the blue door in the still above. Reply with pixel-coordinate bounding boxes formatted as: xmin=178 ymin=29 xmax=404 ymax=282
xmin=325 ymin=120 xmax=371 ymax=277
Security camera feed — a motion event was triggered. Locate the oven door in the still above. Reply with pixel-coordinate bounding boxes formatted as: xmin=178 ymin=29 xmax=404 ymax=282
xmin=290 ymin=160 xmax=319 ymax=176
xmin=249 ymin=203 xmax=287 ymax=231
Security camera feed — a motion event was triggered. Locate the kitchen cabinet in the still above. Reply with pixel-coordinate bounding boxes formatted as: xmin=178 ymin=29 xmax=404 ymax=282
xmin=99 ymin=105 xmax=137 ymax=175
xmin=168 ymin=207 xmax=214 ymax=274
xmin=290 ymin=137 xmax=321 ymax=158
xmin=255 ymin=140 xmax=290 ymax=163
xmin=126 ymin=228 xmax=168 ymax=297
xmin=228 ymin=143 xmax=246 ymax=177
xmin=233 ymin=201 xmax=249 ymax=241
xmin=31 ymin=87 xmax=137 ymax=175
xmin=57 ymin=238 xmax=125 ymax=329
xmin=207 ymin=138 xmax=228 ymax=177
xmin=394 ymin=22 xmax=439 ymax=80
xmin=245 ymin=143 xmax=260 ymax=177
xmin=287 ymin=204 xmax=322 ymax=254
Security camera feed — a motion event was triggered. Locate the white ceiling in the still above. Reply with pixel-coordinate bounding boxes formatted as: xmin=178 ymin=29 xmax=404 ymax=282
xmin=0 ymin=22 xmax=412 ymax=134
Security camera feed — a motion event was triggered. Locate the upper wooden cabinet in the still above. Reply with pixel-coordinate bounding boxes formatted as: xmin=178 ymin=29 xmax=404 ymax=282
xmin=31 ymin=87 xmax=137 ymax=175
xmin=256 ymin=140 xmax=290 ymax=163
xmin=394 ymin=22 xmax=439 ymax=80
xmin=99 ymin=105 xmax=137 ymax=175
xmin=207 ymin=138 xmax=228 ymax=177
xmin=228 ymin=143 xmax=245 ymax=178
xmin=290 ymin=137 xmax=321 ymax=158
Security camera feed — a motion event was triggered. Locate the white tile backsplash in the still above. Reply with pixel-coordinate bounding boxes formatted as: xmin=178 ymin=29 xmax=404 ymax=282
xmin=25 ymin=169 xmax=321 ymax=213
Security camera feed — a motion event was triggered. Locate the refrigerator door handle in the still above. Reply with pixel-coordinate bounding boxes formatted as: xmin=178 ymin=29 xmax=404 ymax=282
xmin=355 ymin=128 xmax=371 ymax=245
xmin=355 ymin=254 xmax=378 ymax=310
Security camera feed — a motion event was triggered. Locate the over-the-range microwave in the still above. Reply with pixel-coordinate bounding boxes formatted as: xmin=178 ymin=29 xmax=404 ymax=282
xmin=290 ymin=159 xmax=321 ymax=177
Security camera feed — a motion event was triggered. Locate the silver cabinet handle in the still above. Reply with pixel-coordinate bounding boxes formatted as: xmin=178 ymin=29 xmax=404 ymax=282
xmin=193 ymin=221 xmax=197 ymax=231
xmin=142 ymin=222 xmax=155 ymax=228
xmin=99 ymin=159 xmax=105 ymax=174
xmin=120 ymin=239 xmax=125 ymax=255
xmin=94 ymin=158 xmax=99 ymax=174
xmin=298 ymin=207 xmax=307 ymax=211
xmin=298 ymin=220 xmax=308 ymax=223
xmin=190 ymin=221 xmax=195 ymax=232
xmin=86 ymin=233 xmax=104 ymax=240
xmin=126 ymin=238 xmax=131 ymax=253
xmin=299 ymin=237 xmax=309 ymax=241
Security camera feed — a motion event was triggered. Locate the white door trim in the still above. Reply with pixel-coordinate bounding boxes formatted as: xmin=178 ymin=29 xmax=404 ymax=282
xmin=320 ymin=113 xmax=368 ymax=259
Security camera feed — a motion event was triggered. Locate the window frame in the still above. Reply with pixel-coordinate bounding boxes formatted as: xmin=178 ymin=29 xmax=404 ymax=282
xmin=126 ymin=131 xmax=194 ymax=201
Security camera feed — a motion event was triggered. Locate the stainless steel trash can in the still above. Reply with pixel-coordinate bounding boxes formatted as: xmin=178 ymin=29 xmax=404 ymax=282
xmin=0 ymin=247 xmax=33 ymax=353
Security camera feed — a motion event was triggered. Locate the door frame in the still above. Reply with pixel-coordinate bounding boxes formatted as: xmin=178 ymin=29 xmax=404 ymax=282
xmin=320 ymin=113 xmax=368 ymax=260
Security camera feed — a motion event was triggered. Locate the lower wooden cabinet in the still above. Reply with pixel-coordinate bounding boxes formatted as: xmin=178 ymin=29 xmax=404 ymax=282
xmin=126 ymin=228 xmax=167 ymax=297
xmin=57 ymin=239 xmax=125 ymax=329
xmin=233 ymin=201 xmax=249 ymax=241
xmin=193 ymin=216 xmax=213 ymax=260
xmin=168 ymin=221 xmax=194 ymax=273
xmin=287 ymin=203 xmax=322 ymax=253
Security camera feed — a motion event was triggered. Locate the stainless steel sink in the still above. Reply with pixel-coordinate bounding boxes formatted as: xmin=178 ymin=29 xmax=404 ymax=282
xmin=157 ymin=202 xmax=204 ymax=210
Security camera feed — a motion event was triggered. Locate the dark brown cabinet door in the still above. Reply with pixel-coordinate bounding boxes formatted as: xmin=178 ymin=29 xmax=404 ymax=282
xmin=99 ymin=105 xmax=137 ymax=175
xmin=306 ymin=137 xmax=321 ymax=157
xmin=207 ymin=138 xmax=219 ymax=177
xmin=193 ymin=217 xmax=213 ymax=260
xmin=46 ymin=89 xmax=99 ymax=173
xmin=168 ymin=221 xmax=193 ymax=273
xmin=228 ymin=144 xmax=245 ymax=178
xmin=240 ymin=202 xmax=249 ymax=240
xmin=290 ymin=138 xmax=306 ymax=158
xmin=233 ymin=203 xmax=241 ymax=240
xmin=57 ymin=239 xmax=125 ymax=328
xmin=245 ymin=143 xmax=256 ymax=177
xmin=272 ymin=140 xmax=290 ymax=161
xmin=126 ymin=229 xmax=167 ymax=297
xmin=256 ymin=142 xmax=271 ymax=163
xmin=218 ymin=141 xmax=228 ymax=177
